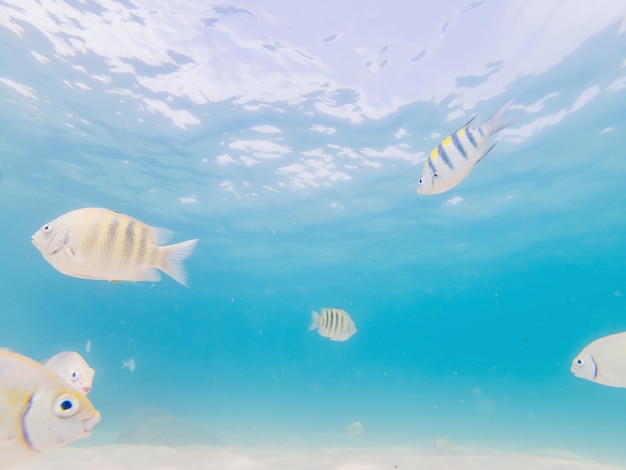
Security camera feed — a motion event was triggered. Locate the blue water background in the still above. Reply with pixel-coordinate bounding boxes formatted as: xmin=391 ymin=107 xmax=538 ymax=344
xmin=1 ymin=3 xmax=626 ymax=464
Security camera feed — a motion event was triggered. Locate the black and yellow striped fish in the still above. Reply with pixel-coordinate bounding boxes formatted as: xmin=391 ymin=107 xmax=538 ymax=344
xmin=309 ymin=308 xmax=356 ymax=342
xmin=31 ymin=208 xmax=198 ymax=286
xmin=417 ymin=99 xmax=513 ymax=195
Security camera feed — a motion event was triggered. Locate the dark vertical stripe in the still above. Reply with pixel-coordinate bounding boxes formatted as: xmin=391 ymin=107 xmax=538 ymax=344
xmin=437 ymin=144 xmax=454 ymax=170
xmin=592 ymin=359 xmax=598 ymax=380
xmin=451 ymin=131 xmax=468 ymax=159
xmin=465 ymin=127 xmax=477 ymax=148
xmin=328 ymin=309 xmax=334 ymax=335
xmin=21 ymin=394 xmax=37 ymax=452
xmin=105 ymin=217 xmax=120 ymax=254
xmin=124 ymin=220 xmax=136 ymax=259
xmin=427 ymin=157 xmax=437 ymax=174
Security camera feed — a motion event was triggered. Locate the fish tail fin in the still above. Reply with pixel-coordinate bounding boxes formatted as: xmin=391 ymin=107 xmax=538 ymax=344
xmin=308 ymin=310 xmax=321 ymax=331
xmin=480 ymin=98 xmax=515 ymax=136
xmin=160 ymin=239 xmax=199 ymax=286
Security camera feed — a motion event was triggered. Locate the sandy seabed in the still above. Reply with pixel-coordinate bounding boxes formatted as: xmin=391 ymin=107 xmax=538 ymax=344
xmin=14 ymin=445 xmax=626 ymax=470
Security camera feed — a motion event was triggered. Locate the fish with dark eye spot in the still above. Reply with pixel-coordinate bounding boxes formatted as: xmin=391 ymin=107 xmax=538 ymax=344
xmin=44 ymin=351 xmax=95 ymax=395
xmin=571 ymin=331 xmax=626 ymax=388
xmin=417 ymin=100 xmax=514 ymax=195
xmin=31 ymin=208 xmax=198 ymax=286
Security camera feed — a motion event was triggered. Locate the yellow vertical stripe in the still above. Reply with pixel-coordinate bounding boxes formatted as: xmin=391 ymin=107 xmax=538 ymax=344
xmin=135 ymin=225 xmax=149 ymax=266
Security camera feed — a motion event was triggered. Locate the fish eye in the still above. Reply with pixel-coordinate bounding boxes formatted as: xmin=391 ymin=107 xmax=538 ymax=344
xmin=576 ymin=357 xmax=585 ymax=366
xmin=418 ymin=178 xmax=423 ymax=184
xmin=53 ymin=394 xmax=80 ymax=418
xmin=71 ymin=371 xmax=78 ymax=380
xmin=43 ymin=225 xmax=52 ymax=233
xmin=434 ymin=173 xmax=439 ymax=178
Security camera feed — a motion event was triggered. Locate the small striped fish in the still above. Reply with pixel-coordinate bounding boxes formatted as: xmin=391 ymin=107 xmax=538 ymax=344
xmin=308 ymin=308 xmax=356 ymax=342
xmin=31 ymin=208 xmax=198 ymax=286
xmin=417 ymin=100 xmax=513 ymax=195
xmin=434 ymin=437 xmax=452 ymax=455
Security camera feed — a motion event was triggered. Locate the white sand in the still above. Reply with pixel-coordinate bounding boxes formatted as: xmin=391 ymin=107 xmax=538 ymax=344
xmin=14 ymin=445 xmax=626 ymax=470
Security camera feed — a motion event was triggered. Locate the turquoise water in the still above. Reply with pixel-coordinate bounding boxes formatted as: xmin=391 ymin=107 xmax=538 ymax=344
xmin=1 ymin=1 xmax=626 ymax=466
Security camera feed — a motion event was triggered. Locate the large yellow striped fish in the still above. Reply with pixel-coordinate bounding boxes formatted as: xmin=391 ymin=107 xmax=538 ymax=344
xmin=31 ymin=208 xmax=198 ymax=286
xmin=417 ymin=100 xmax=514 ymax=195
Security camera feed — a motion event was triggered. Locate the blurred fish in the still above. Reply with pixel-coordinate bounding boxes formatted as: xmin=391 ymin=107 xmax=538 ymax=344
xmin=417 ymin=100 xmax=514 ymax=195
xmin=31 ymin=208 xmax=199 ymax=286
xmin=309 ymin=308 xmax=356 ymax=342
xmin=44 ymin=351 xmax=95 ymax=395
xmin=122 ymin=358 xmax=136 ymax=372
xmin=86 ymin=339 xmax=91 ymax=353
xmin=345 ymin=421 xmax=364 ymax=436
xmin=434 ymin=437 xmax=452 ymax=455
xmin=571 ymin=332 xmax=626 ymax=388
xmin=0 ymin=349 xmax=100 ymax=469
xmin=116 ymin=407 xmax=220 ymax=447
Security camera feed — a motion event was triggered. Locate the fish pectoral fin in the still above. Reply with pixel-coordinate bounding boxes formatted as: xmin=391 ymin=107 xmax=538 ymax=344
xmin=65 ymin=247 xmax=77 ymax=258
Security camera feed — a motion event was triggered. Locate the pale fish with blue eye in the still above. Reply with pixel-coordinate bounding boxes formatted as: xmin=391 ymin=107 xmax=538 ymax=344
xmin=309 ymin=308 xmax=357 ymax=342
xmin=417 ymin=100 xmax=514 ymax=195
xmin=571 ymin=331 xmax=626 ymax=388
xmin=0 ymin=349 xmax=100 ymax=469
xmin=44 ymin=351 xmax=95 ymax=395
xmin=31 ymin=207 xmax=199 ymax=286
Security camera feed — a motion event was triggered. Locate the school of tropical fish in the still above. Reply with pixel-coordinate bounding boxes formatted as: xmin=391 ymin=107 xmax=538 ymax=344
xmin=3 ymin=99 xmax=623 ymax=466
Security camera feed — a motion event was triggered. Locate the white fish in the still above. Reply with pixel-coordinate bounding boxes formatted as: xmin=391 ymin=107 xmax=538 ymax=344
xmin=44 ymin=351 xmax=95 ymax=395
xmin=571 ymin=331 xmax=626 ymax=388
xmin=86 ymin=339 xmax=91 ymax=353
xmin=122 ymin=358 xmax=136 ymax=372
xmin=417 ymin=100 xmax=514 ymax=195
xmin=0 ymin=349 xmax=100 ymax=469
xmin=309 ymin=308 xmax=356 ymax=342
xmin=31 ymin=208 xmax=198 ymax=286
xmin=345 ymin=421 xmax=364 ymax=436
